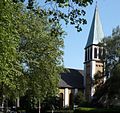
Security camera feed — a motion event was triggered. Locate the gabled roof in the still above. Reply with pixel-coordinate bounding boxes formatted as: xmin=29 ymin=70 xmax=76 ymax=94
xmin=59 ymin=68 xmax=84 ymax=89
xmin=85 ymin=5 xmax=104 ymax=48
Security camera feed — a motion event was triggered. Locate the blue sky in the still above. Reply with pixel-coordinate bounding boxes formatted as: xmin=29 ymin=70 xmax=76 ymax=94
xmin=36 ymin=0 xmax=120 ymax=70
xmin=63 ymin=0 xmax=120 ymax=70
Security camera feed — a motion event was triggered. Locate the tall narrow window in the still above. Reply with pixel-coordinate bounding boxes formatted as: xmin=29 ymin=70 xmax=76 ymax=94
xmin=60 ymin=93 xmax=63 ymax=108
xmin=85 ymin=50 xmax=87 ymax=61
xmin=94 ymin=48 xmax=97 ymax=58
xmin=99 ymin=48 xmax=102 ymax=59
xmin=69 ymin=93 xmax=73 ymax=109
xmin=103 ymin=48 xmax=105 ymax=59
xmin=90 ymin=47 xmax=92 ymax=60
xmin=88 ymin=49 xmax=89 ymax=60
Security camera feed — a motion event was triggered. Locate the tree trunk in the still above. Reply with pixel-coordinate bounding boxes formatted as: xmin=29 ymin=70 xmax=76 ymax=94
xmin=0 ymin=82 xmax=4 ymax=112
xmin=16 ymin=97 xmax=20 ymax=107
xmin=38 ymin=99 xmax=41 ymax=113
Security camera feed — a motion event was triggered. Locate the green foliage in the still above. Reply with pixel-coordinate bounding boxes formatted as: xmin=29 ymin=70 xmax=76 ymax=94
xmin=6 ymin=0 xmax=93 ymax=32
xmin=94 ymin=26 xmax=120 ymax=107
xmin=102 ymin=26 xmax=120 ymax=80
xmin=45 ymin=0 xmax=93 ymax=32
xmin=42 ymin=96 xmax=61 ymax=110
xmin=93 ymin=71 xmax=104 ymax=91
xmin=0 ymin=0 xmax=64 ymax=109
xmin=101 ymin=26 xmax=120 ymax=77
xmin=108 ymin=64 xmax=120 ymax=97
xmin=74 ymin=91 xmax=86 ymax=106
xmin=18 ymin=9 xmax=64 ymax=102
xmin=0 ymin=0 xmax=27 ymax=102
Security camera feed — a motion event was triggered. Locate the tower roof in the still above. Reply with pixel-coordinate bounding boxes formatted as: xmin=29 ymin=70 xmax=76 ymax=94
xmin=85 ymin=5 xmax=104 ymax=48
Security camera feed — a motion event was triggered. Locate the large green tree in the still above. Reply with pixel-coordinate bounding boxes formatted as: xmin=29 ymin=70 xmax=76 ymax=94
xmin=18 ymin=8 xmax=64 ymax=107
xmin=0 ymin=0 xmax=28 ymax=107
xmin=0 ymin=0 xmax=64 ymax=110
xmin=0 ymin=0 xmax=94 ymax=110
xmin=102 ymin=26 xmax=120 ymax=78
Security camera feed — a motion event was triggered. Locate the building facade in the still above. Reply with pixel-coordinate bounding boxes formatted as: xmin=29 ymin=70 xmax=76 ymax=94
xmin=59 ymin=68 xmax=84 ymax=108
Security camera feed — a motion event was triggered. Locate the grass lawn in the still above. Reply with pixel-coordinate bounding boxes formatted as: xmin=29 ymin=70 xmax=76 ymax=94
xmin=46 ymin=107 xmax=120 ymax=113
xmin=47 ymin=109 xmax=73 ymax=113
xmin=74 ymin=107 xmax=120 ymax=113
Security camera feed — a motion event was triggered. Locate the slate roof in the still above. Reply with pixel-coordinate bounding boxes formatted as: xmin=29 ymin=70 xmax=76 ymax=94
xmin=85 ymin=5 xmax=104 ymax=48
xmin=59 ymin=68 xmax=84 ymax=89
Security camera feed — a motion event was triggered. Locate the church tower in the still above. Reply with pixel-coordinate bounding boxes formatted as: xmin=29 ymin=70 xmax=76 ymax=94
xmin=84 ymin=5 xmax=104 ymax=101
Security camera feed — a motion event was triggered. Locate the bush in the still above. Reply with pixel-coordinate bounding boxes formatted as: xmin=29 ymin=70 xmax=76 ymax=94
xmin=74 ymin=91 xmax=86 ymax=106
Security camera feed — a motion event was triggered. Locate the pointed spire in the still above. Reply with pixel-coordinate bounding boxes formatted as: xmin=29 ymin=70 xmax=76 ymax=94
xmin=95 ymin=1 xmax=98 ymax=8
xmin=85 ymin=5 xmax=104 ymax=48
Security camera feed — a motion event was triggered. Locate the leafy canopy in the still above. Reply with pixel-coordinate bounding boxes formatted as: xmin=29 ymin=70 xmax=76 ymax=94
xmin=102 ymin=26 xmax=120 ymax=77
xmin=0 ymin=0 xmax=64 ymax=106
xmin=0 ymin=0 xmax=27 ymax=100
xmin=3 ymin=0 xmax=93 ymax=32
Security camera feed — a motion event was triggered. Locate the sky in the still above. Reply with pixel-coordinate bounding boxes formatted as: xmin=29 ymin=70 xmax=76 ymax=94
xmin=36 ymin=0 xmax=120 ymax=70
xmin=63 ymin=0 xmax=120 ymax=70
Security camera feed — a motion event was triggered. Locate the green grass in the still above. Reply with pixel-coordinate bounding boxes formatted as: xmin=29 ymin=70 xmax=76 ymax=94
xmin=77 ymin=107 xmax=96 ymax=111
xmin=46 ymin=107 xmax=120 ymax=113
xmin=74 ymin=107 xmax=120 ymax=113
xmin=47 ymin=109 xmax=73 ymax=113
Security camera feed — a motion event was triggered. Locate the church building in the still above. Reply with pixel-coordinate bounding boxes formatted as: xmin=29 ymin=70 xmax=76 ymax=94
xmin=59 ymin=5 xmax=106 ymax=107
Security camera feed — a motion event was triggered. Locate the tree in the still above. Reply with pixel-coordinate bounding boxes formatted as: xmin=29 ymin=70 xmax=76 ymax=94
xmin=3 ymin=0 xmax=93 ymax=32
xmin=0 ymin=0 xmax=28 ymax=109
xmin=102 ymin=26 xmax=120 ymax=78
xmin=93 ymin=71 xmax=104 ymax=92
xmin=74 ymin=91 xmax=86 ymax=106
xmin=18 ymin=9 xmax=64 ymax=108
xmin=0 ymin=0 xmax=64 ymax=110
xmin=41 ymin=96 xmax=61 ymax=111
xmin=93 ymin=26 xmax=120 ymax=107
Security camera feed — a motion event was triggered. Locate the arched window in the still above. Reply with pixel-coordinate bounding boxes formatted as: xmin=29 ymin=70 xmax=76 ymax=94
xmin=94 ymin=48 xmax=97 ymax=58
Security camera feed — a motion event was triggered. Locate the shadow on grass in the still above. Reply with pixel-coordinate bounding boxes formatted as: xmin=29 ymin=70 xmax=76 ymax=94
xmin=74 ymin=107 xmax=120 ymax=113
